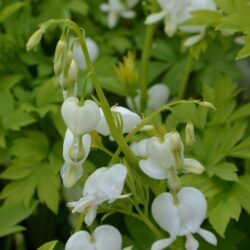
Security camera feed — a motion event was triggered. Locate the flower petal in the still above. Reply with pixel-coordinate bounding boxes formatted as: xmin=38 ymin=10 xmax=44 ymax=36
xmin=183 ymin=32 xmax=204 ymax=47
xmin=197 ymin=228 xmax=217 ymax=245
xmin=98 ymin=164 xmax=127 ymax=203
xmin=147 ymin=84 xmax=170 ymax=110
xmin=177 ymin=187 xmax=207 ymax=234
xmin=185 ymin=233 xmax=199 ymax=250
xmin=145 ymin=11 xmax=166 ymax=25
xmin=130 ymin=138 xmax=150 ymax=158
xmin=65 ymin=231 xmax=94 ymax=250
xmin=60 ymin=163 xmax=83 ymax=188
xmin=112 ymin=106 xmax=141 ymax=133
xmin=94 ymin=225 xmax=122 ymax=250
xmin=85 ymin=204 xmax=98 ymax=226
xmin=151 ymin=237 xmax=176 ymax=250
xmin=152 ymin=192 xmax=180 ymax=236
xmin=139 ymin=158 xmax=169 ymax=180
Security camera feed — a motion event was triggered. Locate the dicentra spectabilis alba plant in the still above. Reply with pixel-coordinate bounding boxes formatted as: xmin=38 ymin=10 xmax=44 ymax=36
xmin=25 ymin=2 xmax=222 ymax=247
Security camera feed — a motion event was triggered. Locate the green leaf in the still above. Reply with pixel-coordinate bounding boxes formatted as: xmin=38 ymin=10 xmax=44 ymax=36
xmin=237 ymin=38 xmax=250 ymax=60
xmin=37 ymin=164 xmax=60 ymax=213
xmin=10 ymin=131 xmax=49 ymax=161
xmin=37 ymin=240 xmax=64 ymax=250
xmin=208 ymin=189 xmax=242 ymax=237
xmin=229 ymin=137 xmax=250 ymax=159
xmin=206 ymin=162 xmax=238 ymax=182
xmin=229 ymin=102 xmax=250 ymax=121
xmin=125 ymin=216 xmax=156 ymax=250
xmin=0 ymin=75 xmax=23 ymax=92
xmin=231 ymin=175 xmax=250 ymax=213
xmin=0 ymin=2 xmax=26 ymax=23
xmin=0 ymin=201 xmax=37 ymax=237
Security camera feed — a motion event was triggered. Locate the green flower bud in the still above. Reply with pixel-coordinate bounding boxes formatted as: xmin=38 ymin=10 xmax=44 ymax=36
xmin=53 ymin=40 xmax=67 ymax=76
xmin=185 ymin=122 xmax=195 ymax=146
xmin=26 ymin=28 xmax=44 ymax=51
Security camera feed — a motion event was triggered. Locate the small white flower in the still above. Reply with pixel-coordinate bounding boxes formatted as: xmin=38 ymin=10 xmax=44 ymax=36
xmin=61 ymin=97 xmax=100 ymax=136
xmin=100 ymin=0 xmax=139 ymax=28
xmin=95 ymin=106 xmax=141 ymax=137
xmin=60 ymin=129 xmax=91 ymax=188
xmin=70 ymin=37 xmax=99 ymax=70
xmin=68 ymin=164 xmax=128 ymax=226
xmin=131 ymin=132 xmax=204 ymax=179
xmin=126 ymin=84 xmax=170 ymax=112
xmin=151 ymin=187 xmax=217 ymax=250
xmin=145 ymin=0 xmax=216 ymax=46
xmin=65 ymin=225 xmax=122 ymax=250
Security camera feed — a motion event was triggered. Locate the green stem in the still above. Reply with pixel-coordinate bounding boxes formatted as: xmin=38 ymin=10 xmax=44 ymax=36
xmin=74 ymin=212 xmax=85 ymax=232
xmin=109 ymin=99 xmax=202 ymax=165
xmin=140 ymin=2 xmax=158 ymax=112
xmin=67 ymin=20 xmax=138 ymax=168
xmin=177 ymin=53 xmax=193 ymax=100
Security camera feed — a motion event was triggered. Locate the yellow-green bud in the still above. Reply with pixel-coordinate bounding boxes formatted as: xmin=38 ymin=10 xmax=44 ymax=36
xmin=170 ymin=132 xmax=182 ymax=152
xmin=53 ymin=40 xmax=67 ymax=75
xmin=67 ymin=59 xmax=78 ymax=85
xmin=26 ymin=28 xmax=44 ymax=51
xmin=185 ymin=122 xmax=195 ymax=146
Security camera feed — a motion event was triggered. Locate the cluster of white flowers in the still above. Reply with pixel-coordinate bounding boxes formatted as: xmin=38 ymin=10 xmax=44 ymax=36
xmin=100 ymin=0 xmax=139 ymax=28
xmin=146 ymin=0 xmax=216 ymax=47
xmin=131 ymin=130 xmax=217 ymax=250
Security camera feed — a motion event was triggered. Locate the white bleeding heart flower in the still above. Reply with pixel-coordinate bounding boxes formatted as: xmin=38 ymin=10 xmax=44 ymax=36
xmin=100 ymin=0 xmax=139 ymax=28
xmin=126 ymin=83 xmax=170 ymax=112
xmin=65 ymin=225 xmax=122 ymax=250
xmin=70 ymin=37 xmax=99 ymax=70
xmin=132 ymin=132 xmax=204 ymax=180
xmin=95 ymin=106 xmax=141 ymax=137
xmin=67 ymin=164 xmax=128 ymax=226
xmin=61 ymin=97 xmax=100 ymax=136
xmin=145 ymin=0 xmax=216 ymax=47
xmin=60 ymin=129 xmax=91 ymax=188
xmin=151 ymin=187 xmax=217 ymax=250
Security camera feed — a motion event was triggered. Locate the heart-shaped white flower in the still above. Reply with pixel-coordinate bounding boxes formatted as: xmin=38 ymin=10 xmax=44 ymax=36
xmin=61 ymin=97 xmax=100 ymax=136
xmin=151 ymin=187 xmax=217 ymax=250
xmin=68 ymin=164 xmax=128 ymax=226
xmin=95 ymin=106 xmax=141 ymax=137
xmin=65 ymin=225 xmax=122 ymax=250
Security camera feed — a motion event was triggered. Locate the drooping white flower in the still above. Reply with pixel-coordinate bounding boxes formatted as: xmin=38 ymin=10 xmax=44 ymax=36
xmin=126 ymin=84 xmax=170 ymax=112
xmin=70 ymin=37 xmax=99 ymax=70
xmin=68 ymin=164 xmax=128 ymax=226
xmin=145 ymin=0 xmax=216 ymax=46
xmin=65 ymin=225 xmax=122 ymax=250
xmin=95 ymin=106 xmax=141 ymax=137
xmin=61 ymin=97 xmax=100 ymax=136
xmin=100 ymin=0 xmax=139 ymax=28
xmin=60 ymin=129 xmax=91 ymax=188
xmin=151 ymin=187 xmax=217 ymax=250
xmin=131 ymin=132 xmax=204 ymax=179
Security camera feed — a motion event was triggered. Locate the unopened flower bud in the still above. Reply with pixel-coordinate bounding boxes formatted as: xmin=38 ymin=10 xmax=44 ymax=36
xmin=185 ymin=122 xmax=195 ymax=146
xmin=169 ymin=132 xmax=182 ymax=152
xmin=184 ymin=158 xmax=205 ymax=174
xmin=67 ymin=59 xmax=78 ymax=85
xmin=53 ymin=40 xmax=67 ymax=75
xmin=26 ymin=28 xmax=45 ymax=51
xmin=200 ymin=101 xmax=216 ymax=110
